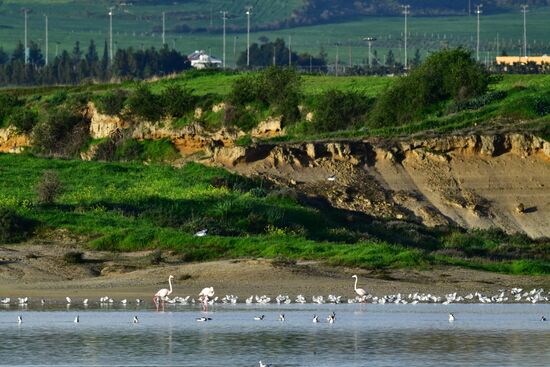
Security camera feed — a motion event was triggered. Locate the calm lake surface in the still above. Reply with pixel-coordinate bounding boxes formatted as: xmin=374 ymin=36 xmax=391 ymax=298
xmin=1 ymin=304 xmax=549 ymax=366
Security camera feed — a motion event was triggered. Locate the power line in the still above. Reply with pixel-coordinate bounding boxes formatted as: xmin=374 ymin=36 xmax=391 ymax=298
xmin=475 ymin=4 xmax=482 ymax=61
xmin=221 ymin=11 xmax=228 ymax=69
xmin=245 ymin=6 xmax=252 ymax=67
xmin=521 ymin=4 xmax=528 ymax=57
xmin=402 ymin=5 xmax=410 ymax=69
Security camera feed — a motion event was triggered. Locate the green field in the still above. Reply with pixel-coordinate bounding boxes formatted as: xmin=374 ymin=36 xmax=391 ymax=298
xmin=0 ymin=1 xmax=549 ymax=67
xmin=1 ymin=153 xmax=548 ymax=275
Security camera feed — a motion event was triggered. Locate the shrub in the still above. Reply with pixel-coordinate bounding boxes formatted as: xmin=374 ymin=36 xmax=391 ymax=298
xmin=228 ymin=67 xmax=302 ymax=126
xmin=48 ymin=90 xmax=68 ymax=105
xmin=8 ymin=108 xmax=38 ymax=134
xmin=369 ymin=48 xmax=489 ymax=127
xmin=0 ymin=94 xmax=22 ymax=126
xmin=311 ymin=89 xmax=373 ymax=133
xmin=63 ymin=251 xmax=84 ymax=264
xmin=161 ymin=85 xmax=196 ymax=118
xmin=147 ymin=249 xmax=163 ymax=265
xmin=532 ymin=94 xmax=550 ymax=116
xmin=115 ymin=138 xmax=144 ymax=161
xmin=447 ymin=90 xmax=508 ymax=114
xmin=0 ymin=208 xmax=34 ymax=243
xmin=126 ymin=84 xmax=162 ymax=121
xmin=96 ymin=89 xmax=127 ymax=115
xmin=36 ymin=170 xmax=62 ymax=205
xmin=31 ymin=108 xmax=89 ymax=156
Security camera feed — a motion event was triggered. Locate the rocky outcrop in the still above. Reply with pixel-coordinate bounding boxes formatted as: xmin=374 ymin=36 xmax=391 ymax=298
xmin=208 ymin=133 xmax=550 ymax=238
xmin=251 ymin=116 xmax=284 ymax=138
xmin=86 ymin=103 xmax=128 ymax=139
xmin=85 ymin=102 xmax=244 ymax=155
xmin=0 ymin=127 xmax=31 ymax=153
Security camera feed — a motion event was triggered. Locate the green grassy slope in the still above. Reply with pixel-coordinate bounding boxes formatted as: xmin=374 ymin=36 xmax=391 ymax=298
xmin=0 ymin=154 xmax=548 ymax=274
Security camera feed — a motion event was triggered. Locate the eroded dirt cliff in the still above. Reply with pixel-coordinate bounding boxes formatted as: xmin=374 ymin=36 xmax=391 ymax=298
xmin=207 ymin=134 xmax=550 ymax=238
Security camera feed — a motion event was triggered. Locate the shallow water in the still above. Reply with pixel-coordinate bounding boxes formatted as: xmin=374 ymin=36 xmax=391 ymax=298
xmin=1 ymin=304 xmax=549 ymax=366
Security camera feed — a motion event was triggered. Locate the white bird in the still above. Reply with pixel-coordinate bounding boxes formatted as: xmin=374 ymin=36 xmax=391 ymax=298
xmin=153 ymin=275 xmax=174 ymax=312
xmin=133 ymin=316 xmax=139 ymax=324
xmin=254 ymin=315 xmax=265 ymax=321
xmin=312 ymin=315 xmax=320 ymax=323
xmin=278 ymin=314 xmax=285 ymax=322
xmin=40 ymin=299 xmax=46 ymax=305
xmin=82 ymin=299 xmax=88 ymax=305
xmin=449 ymin=313 xmax=456 ymax=322
xmin=259 ymin=361 xmax=272 ymax=367
xmin=327 ymin=175 xmax=336 ymax=181
xmin=541 ymin=316 xmax=547 ymax=322
xmin=199 ymin=286 xmax=215 ymax=311
xmin=120 ymin=299 xmax=128 ymax=305
xmin=327 ymin=312 xmax=336 ymax=323
xmin=194 ymin=229 xmax=208 ymax=237
xmin=196 ymin=317 xmax=212 ymax=322
xmin=17 ymin=315 xmax=22 ymax=324
xmin=74 ymin=315 xmax=79 ymax=323
xmin=66 ymin=297 xmax=71 ymax=304
xmin=352 ymin=275 xmax=368 ymax=300
xmin=135 ymin=299 xmax=143 ymax=304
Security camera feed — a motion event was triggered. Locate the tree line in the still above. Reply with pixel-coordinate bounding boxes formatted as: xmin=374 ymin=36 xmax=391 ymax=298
xmin=0 ymin=40 xmax=191 ymax=86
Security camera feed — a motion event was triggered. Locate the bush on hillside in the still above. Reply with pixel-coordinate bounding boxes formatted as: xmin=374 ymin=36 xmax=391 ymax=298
xmin=310 ymin=89 xmax=374 ymax=133
xmin=369 ymin=48 xmax=489 ymax=127
xmin=9 ymin=108 xmax=39 ymax=134
xmin=228 ymin=67 xmax=302 ymax=127
xmin=161 ymin=85 xmax=196 ymax=118
xmin=0 ymin=94 xmax=22 ymax=126
xmin=0 ymin=207 xmax=34 ymax=243
xmin=126 ymin=84 xmax=162 ymax=121
xmin=36 ymin=170 xmax=63 ymax=205
xmin=96 ymin=89 xmax=127 ymax=116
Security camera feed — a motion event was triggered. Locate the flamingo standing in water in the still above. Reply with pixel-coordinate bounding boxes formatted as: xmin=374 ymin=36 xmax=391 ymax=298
xmin=153 ymin=275 xmax=174 ymax=312
xmin=352 ymin=275 xmax=368 ymax=302
xmin=199 ymin=286 xmax=215 ymax=311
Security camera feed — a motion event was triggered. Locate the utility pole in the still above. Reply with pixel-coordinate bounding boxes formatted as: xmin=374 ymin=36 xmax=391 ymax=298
xmin=245 ymin=6 xmax=252 ymax=67
xmin=521 ymin=4 xmax=528 ymax=57
xmin=44 ymin=14 xmax=48 ymax=65
xmin=109 ymin=7 xmax=114 ymax=62
xmin=475 ymin=4 xmax=482 ymax=61
xmin=348 ymin=44 xmax=352 ymax=68
xmin=162 ymin=11 xmax=166 ymax=46
xmin=221 ymin=11 xmax=228 ymax=69
xmin=24 ymin=9 xmax=28 ymax=64
xmin=364 ymin=37 xmax=376 ymax=68
xmin=496 ymin=32 xmax=500 ymax=57
xmin=402 ymin=5 xmax=410 ymax=70
xmin=288 ymin=35 xmax=292 ymax=66
xmin=335 ymin=43 xmax=339 ymax=76
xmin=233 ymin=36 xmax=237 ymax=68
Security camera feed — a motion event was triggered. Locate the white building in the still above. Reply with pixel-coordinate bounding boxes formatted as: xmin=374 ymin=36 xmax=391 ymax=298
xmin=188 ymin=50 xmax=222 ymax=69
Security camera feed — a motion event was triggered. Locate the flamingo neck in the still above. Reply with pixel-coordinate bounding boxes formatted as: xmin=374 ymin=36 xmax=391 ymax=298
xmin=168 ymin=277 xmax=173 ymax=295
xmin=354 ymin=277 xmax=358 ymax=291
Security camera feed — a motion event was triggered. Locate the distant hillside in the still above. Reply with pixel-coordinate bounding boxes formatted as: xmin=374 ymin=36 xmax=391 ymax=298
xmin=292 ymin=1 xmax=550 ymax=25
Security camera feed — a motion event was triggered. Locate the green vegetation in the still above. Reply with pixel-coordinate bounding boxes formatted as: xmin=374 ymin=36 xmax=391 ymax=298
xmin=0 ymin=207 xmax=35 ymax=243
xmin=0 ymin=153 xmax=548 ymax=275
xmin=369 ymin=48 xmax=489 ymax=128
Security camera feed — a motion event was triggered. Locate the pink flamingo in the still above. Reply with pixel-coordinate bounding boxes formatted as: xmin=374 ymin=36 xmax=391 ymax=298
xmin=199 ymin=286 xmax=215 ymax=311
xmin=153 ymin=275 xmax=174 ymax=312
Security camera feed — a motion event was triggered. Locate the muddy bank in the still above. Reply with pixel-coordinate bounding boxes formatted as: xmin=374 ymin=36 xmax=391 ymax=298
xmin=0 ymin=245 xmax=547 ymax=301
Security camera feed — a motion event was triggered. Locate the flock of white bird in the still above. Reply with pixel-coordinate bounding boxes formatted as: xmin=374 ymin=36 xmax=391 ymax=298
xmin=2 ymin=276 xmax=549 ymax=308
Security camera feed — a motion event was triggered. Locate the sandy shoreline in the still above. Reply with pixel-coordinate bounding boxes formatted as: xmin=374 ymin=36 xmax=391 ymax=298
xmin=1 ymin=256 xmax=549 ymax=302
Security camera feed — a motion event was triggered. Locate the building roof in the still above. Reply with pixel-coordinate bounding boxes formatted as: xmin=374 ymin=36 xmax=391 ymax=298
xmin=496 ymin=55 xmax=550 ymax=65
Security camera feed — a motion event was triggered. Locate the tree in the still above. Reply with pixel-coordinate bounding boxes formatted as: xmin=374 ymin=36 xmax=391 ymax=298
xmin=369 ymin=48 xmax=489 ymax=128
xmin=386 ymin=49 xmax=395 ymax=66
